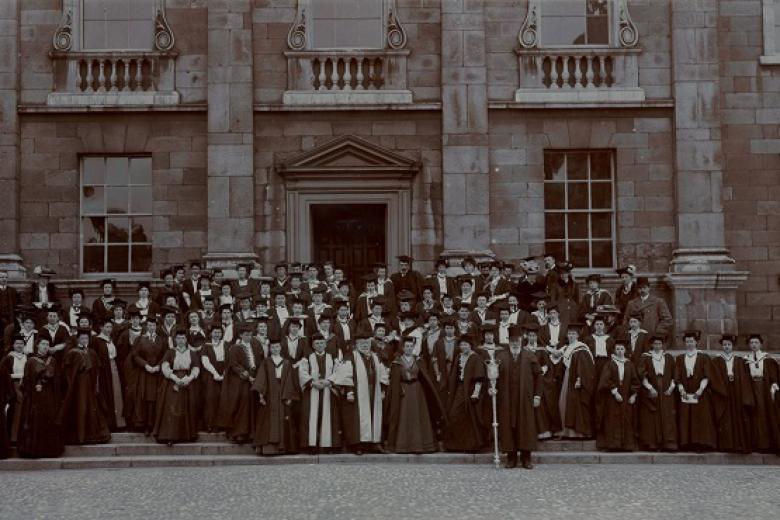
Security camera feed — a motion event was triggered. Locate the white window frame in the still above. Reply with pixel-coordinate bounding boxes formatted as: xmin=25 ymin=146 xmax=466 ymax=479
xmin=543 ymin=149 xmax=617 ymax=270
xmin=80 ymin=155 xmax=153 ymax=277
xmin=540 ymin=0 xmax=613 ymax=49
xmin=761 ymin=0 xmax=780 ymax=64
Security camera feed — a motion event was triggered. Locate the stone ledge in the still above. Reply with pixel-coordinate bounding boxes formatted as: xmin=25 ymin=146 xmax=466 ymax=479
xmin=282 ymin=90 xmax=413 ymax=106
xmin=489 ymin=99 xmax=675 ymax=110
xmin=255 ymin=102 xmax=442 ymax=112
xmin=514 ymin=88 xmax=646 ymax=104
xmin=18 ymin=103 xmax=207 ymax=113
xmin=47 ymin=92 xmax=181 ymax=107
xmin=759 ymin=55 xmax=780 ymax=65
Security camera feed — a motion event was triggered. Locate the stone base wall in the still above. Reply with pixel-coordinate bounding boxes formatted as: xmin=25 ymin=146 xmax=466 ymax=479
xmin=19 ymin=113 xmax=208 ymax=278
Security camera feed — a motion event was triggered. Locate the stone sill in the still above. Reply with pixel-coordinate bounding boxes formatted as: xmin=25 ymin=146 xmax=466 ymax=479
xmin=256 ymin=101 xmax=440 ymax=112
xmin=490 ymin=99 xmax=674 ymax=110
xmin=759 ymin=54 xmax=780 ymax=65
xmin=514 ymin=88 xmax=645 ymax=104
xmin=282 ymin=90 xmax=413 ymax=105
xmin=47 ymin=91 xmax=181 ymax=107
xmin=18 ymin=103 xmax=207 ymax=114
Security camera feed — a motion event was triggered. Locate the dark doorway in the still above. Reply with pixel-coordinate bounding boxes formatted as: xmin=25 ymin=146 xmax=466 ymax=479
xmin=311 ymin=204 xmax=387 ymax=281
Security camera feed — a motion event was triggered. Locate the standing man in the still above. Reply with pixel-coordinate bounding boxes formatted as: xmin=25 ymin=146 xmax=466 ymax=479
xmin=494 ymin=325 xmax=542 ymax=469
xmin=391 ymin=255 xmax=424 ymax=302
xmin=0 ymin=271 xmax=17 ymax=337
xmin=28 ymin=265 xmax=57 ymax=310
xmin=622 ymin=277 xmax=673 ymax=339
xmin=429 ymin=257 xmax=455 ymax=301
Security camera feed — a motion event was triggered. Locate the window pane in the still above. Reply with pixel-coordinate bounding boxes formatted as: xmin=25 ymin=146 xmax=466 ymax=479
xmin=83 ymin=246 xmax=105 ymax=273
xmin=544 ymin=153 xmax=566 ymax=181
xmin=129 ymin=0 xmax=155 ymax=19
xmin=544 ymin=183 xmax=565 ymax=210
xmin=591 ymin=183 xmax=612 ymax=209
xmin=545 ymin=213 xmax=565 ymax=240
xmin=107 ymin=245 xmax=129 ymax=272
xmin=106 ymin=217 xmax=129 ymax=243
xmin=131 ymin=217 xmax=153 ymax=243
xmin=544 ymin=242 xmax=566 ymax=262
xmin=592 ymin=241 xmax=613 ymax=268
xmin=586 ymin=0 xmax=608 ymax=15
xmin=106 ymin=187 xmax=128 ymax=214
xmin=567 ymin=213 xmax=588 ymax=239
xmin=106 ymin=157 xmax=129 ymax=186
xmin=568 ymin=241 xmax=589 ymax=268
xmin=83 ymin=22 xmax=105 ymax=50
xmin=129 ymin=157 xmax=152 ymax=184
xmin=128 ymin=20 xmax=153 ymax=49
xmin=131 ymin=245 xmax=153 ymax=273
xmin=567 ymin=153 xmax=588 ymax=180
xmin=82 ymin=186 xmax=105 ymax=214
xmin=542 ymin=16 xmax=586 ymax=46
xmin=545 ymin=0 xmax=584 ymax=16
xmin=130 ymin=186 xmax=153 ymax=214
xmin=567 ymin=183 xmax=588 ymax=209
xmin=590 ymin=151 xmax=612 ymax=180
xmin=83 ymin=157 xmax=105 ymax=185
xmin=586 ymin=16 xmax=609 ymax=44
xmin=104 ymin=20 xmax=129 ymax=49
xmin=82 ymin=217 xmax=105 ymax=244
xmin=591 ymin=212 xmax=612 ymax=238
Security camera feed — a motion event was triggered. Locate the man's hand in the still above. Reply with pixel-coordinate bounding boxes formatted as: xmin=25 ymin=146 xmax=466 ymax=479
xmin=533 ymin=396 xmax=541 ymax=408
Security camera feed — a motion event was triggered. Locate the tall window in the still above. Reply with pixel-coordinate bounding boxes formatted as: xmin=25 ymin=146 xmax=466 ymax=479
xmin=543 ymin=150 xmax=615 ymax=269
xmin=81 ymin=156 xmax=153 ymax=275
xmin=541 ymin=0 xmax=609 ymax=46
xmin=311 ymin=0 xmax=383 ymax=49
xmin=83 ymin=0 xmax=155 ymax=50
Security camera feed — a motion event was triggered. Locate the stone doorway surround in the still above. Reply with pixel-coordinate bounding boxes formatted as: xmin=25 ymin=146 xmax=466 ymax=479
xmin=275 ymin=136 xmax=420 ymax=271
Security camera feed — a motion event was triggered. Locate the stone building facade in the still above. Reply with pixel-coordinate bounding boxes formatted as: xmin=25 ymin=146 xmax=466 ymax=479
xmin=0 ymin=0 xmax=778 ymax=348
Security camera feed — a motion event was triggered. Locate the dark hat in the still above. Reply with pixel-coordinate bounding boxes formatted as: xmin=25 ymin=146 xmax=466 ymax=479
xmin=68 ymin=288 xmax=85 ymax=297
xmin=508 ymin=325 xmax=523 ymax=339
xmin=311 ymin=286 xmax=327 ymax=295
xmin=613 ymin=336 xmax=630 ymax=346
xmin=523 ymin=322 xmax=540 ymax=332
xmin=202 ymin=295 xmax=215 ymax=303
xmin=333 ymin=299 xmax=350 ymax=309
xmin=317 ymin=310 xmax=334 ymax=321
xmin=136 ymin=281 xmax=152 ymax=291
xmin=532 ymin=291 xmax=548 ymax=301
xmin=311 ymin=332 xmax=325 ymax=342
xmin=219 ymin=303 xmax=233 ymax=312
xmin=397 ymin=289 xmax=415 ymax=301
xmin=397 ymin=255 xmax=414 ymax=263
xmin=33 ymin=265 xmax=56 ymax=277
xmin=435 ymin=257 xmax=448 ymax=268
xmin=253 ymin=297 xmax=270 ymax=307
xmin=44 ymin=303 xmax=62 ymax=313
xmin=75 ymin=327 xmax=92 ymax=337
xmin=521 ymin=255 xmax=537 ymax=262
xmin=270 ymin=287 xmax=286 ymax=296
xmin=595 ymin=304 xmax=620 ymax=315
xmin=649 ymin=335 xmax=666 ymax=343
xmin=460 ymin=256 xmax=476 ymax=267
xmin=400 ymin=335 xmax=417 ymax=344
xmin=370 ymin=295 xmax=387 ymax=307
xmin=288 ymin=261 xmax=302 ymax=272
xmin=100 ymin=278 xmax=116 ymax=287
xmin=160 ymin=305 xmax=179 ymax=316
xmin=458 ymin=301 xmax=472 ymax=309
xmin=682 ymin=330 xmax=701 ymax=340
xmin=126 ymin=305 xmax=141 ymax=318
xmin=236 ymin=290 xmax=253 ymax=301
xmin=627 ymin=311 xmax=643 ymax=321
xmin=286 ymin=317 xmax=304 ymax=328
xmin=254 ymin=315 xmax=270 ymax=323
xmin=273 ymin=262 xmax=287 ymax=270
xmin=399 ymin=310 xmax=418 ymax=321
xmin=479 ymin=323 xmax=497 ymax=335
xmin=289 ymin=271 xmax=303 ymax=280
xmin=747 ymin=333 xmax=764 ymax=343
xmin=477 ymin=260 xmax=492 ymax=268
xmin=719 ymin=334 xmax=737 ymax=344
xmin=238 ymin=323 xmax=254 ymax=334
xmin=636 ymin=276 xmax=650 ymax=288
xmin=585 ymin=273 xmax=601 ymax=283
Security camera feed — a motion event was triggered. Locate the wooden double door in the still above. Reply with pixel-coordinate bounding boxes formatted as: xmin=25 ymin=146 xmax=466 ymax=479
xmin=311 ymin=204 xmax=387 ymax=281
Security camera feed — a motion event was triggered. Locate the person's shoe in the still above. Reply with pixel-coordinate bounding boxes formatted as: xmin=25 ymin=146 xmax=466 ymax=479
xmin=505 ymin=453 xmax=517 ymax=469
xmin=522 ymin=460 xmax=534 ymax=469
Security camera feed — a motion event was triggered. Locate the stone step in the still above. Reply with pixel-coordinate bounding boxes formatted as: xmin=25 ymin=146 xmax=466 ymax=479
xmin=108 ymin=432 xmax=227 ymax=444
xmin=1 ymin=451 xmax=775 ymax=471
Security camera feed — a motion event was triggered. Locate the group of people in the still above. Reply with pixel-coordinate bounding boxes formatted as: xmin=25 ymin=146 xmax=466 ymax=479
xmin=0 ymin=253 xmax=778 ymax=469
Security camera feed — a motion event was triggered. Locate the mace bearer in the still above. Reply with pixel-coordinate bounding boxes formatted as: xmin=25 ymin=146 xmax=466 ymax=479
xmin=479 ymin=342 xmax=503 ymax=470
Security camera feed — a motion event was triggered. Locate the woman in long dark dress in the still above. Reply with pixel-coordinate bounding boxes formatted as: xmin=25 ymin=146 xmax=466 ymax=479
xmin=741 ymin=334 xmax=780 ymax=452
xmin=218 ymin=324 xmax=262 ymax=443
xmin=596 ymin=339 xmax=639 ymax=451
xmin=709 ymin=334 xmax=752 ymax=453
xmin=252 ymin=338 xmax=299 ymax=455
xmin=153 ymin=328 xmax=201 ymax=446
xmin=636 ymin=336 xmax=678 ymax=451
xmin=18 ymin=338 xmax=64 ymax=458
xmin=0 ymin=334 xmax=25 ymax=458
xmin=0 ymin=333 xmax=27 ymax=446
xmin=126 ymin=319 xmax=166 ymax=434
xmin=674 ymin=330 xmax=717 ymax=451
xmin=443 ymin=335 xmax=485 ymax=452
xmin=201 ymin=325 xmax=227 ymax=432
xmin=386 ymin=336 xmax=446 ymax=454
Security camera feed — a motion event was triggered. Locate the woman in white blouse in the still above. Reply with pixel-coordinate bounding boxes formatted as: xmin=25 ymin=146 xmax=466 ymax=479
xmin=153 ymin=328 xmax=200 ymax=446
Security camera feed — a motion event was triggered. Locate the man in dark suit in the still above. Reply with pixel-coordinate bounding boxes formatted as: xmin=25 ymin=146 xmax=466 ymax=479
xmin=390 ymin=255 xmax=425 ymax=301
xmin=0 ymin=270 xmax=18 ymax=335
xmin=622 ymin=277 xmax=673 ymax=339
xmin=28 ymin=265 xmax=57 ymax=310
xmin=427 ymin=257 xmax=456 ymax=301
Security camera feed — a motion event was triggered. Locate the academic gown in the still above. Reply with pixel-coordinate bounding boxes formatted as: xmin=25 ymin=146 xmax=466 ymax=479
xmin=200 ymin=341 xmax=227 ymax=431
xmin=443 ymin=352 xmax=485 ymax=452
xmin=125 ymin=333 xmax=166 ymax=430
xmin=636 ymin=352 xmax=677 ymax=450
xmin=0 ymin=357 xmax=14 ymax=458
xmin=92 ymin=335 xmax=127 ymax=431
xmin=596 ymin=358 xmax=639 ymax=451
xmin=298 ymin=351 xmax=343 ymax=449
xmin=153 ymin=348 xmax=200 ymax=443
xmin=531 ymin=346 xmax=562 ymax=437
xmin=58 ymin=346 xmax=111 ymax=445
xmin=340 ymin=351 xmax=386 ymax=447
xmin=217 ymin=342 xmax=263 ymax=441
xmin=559 ymin=343 xmax=595 ymax=438
xmin=740 ymin=354 xmax=780 ymax=452
xmin=496 ymin=348 xmax=542 ymax=453
xmin=18 ymin=355 xmax=64 ymax=458
xmin=252 ymin=356 xmax=299 ymax=454
xmin=709 ymin=355 xmax=752 ymax=453
xmin=386 ymin=355 xmax=445 ymax=453
xmin=674 ymin=352 xmax=717 ymax=449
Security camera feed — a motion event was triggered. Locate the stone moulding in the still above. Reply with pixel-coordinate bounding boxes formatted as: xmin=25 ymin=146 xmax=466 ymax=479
xmin=53 ymin=9 xmax=73 ymax=52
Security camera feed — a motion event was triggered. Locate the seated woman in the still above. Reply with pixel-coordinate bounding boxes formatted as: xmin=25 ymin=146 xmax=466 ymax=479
xmin=153 ymin=328 xmax=200 ymax=446
xmin=386 ymin=335 xmax=445 ymax=454
xmin=252 ymin=337 xmax=299 ymax=455
xmin=596 ymin=338 xmax=639 ymax=452
xmin=18 ymin=338 xmax=64 ymax=458
xmin=443 ymin=335 xmax=485 ymax=452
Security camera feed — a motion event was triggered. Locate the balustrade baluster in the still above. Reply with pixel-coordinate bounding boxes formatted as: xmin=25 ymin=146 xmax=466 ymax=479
xmin=98 ymin=60 xmax=106 ymax=91
xmin=330 ymin=56 xmax=340 ymax=90
xmin=355 ymin=59 xmax=364 ymax=90
xmin=573 ymin=55 xmax=583 ymax=88
xmin=367 ymin=59 xmax=376 ymax=90
xmin=549 ymin=56 xmax=559 ymax=89
xmin=86 ymin=60 xmax=94 ymax=92
xmin=585 ymin=56 xmax=594 ymax=88
xmin=342 ymin=57 xmax=353 ymax=91
xmin=76 ymin=59 xmax=85 ymax=92
xmin=317 ymin=59 xmax=327 ymax=91
xmin=122 ymin=60 xmax=130 ymax=91
xmin=109 ymin=59 xmax=118 ymax=91
xmin=594 ymin=55 xmax=603 ymax=87
xmin=135 ymin=59 xmax=144 ymax=91
xmin=560 ymin=56 xmax=570 ymax=88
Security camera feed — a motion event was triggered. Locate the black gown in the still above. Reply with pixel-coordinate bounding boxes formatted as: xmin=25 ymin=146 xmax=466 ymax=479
xmin=153 ymin=349 xmax=200 ymax=444
xmin=18 ymin=355 xmax=64 ymax=458
xmin=443 ymin=352 xmax=485 ymax=452
xmin=58 ymin=347 xmax=111 ymax=445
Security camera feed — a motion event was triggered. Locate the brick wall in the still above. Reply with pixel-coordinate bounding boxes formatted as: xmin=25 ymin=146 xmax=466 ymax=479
xmin=253 ymin=111 xmax=442 ymax=270
xmin=19 ymin=113 xmax=208 ymax=277
xmin=719 ymin=0 xmax=780 ymax=345
xmin=489 ymin=110 xmax=676 ymax=270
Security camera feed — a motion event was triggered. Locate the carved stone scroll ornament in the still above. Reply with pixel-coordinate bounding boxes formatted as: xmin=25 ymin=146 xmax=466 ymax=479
xmin=386 ymin=7 xmax=407 ymax=50
xmin=616 ymin=0 xmax=639 ymax=47
xmin=517 ymin=0 xmax=539 ymax=49
xmin=154 ymin=7 xmax=176 ymax=51
xmin=287 ymin=7 xmax=307 ymax=50
xmin=52 ymin=9 xmax=73 ymax=51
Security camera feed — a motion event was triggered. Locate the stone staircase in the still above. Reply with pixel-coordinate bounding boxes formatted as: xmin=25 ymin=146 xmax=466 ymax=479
xmin=1 ymin=433 xmax=776 ymax=470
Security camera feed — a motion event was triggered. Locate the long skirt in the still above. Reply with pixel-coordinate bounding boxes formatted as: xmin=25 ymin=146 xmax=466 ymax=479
xmin=390 ymin=380 xmax=437 ymax=453
xmin=153 ymin=372 xmax=198 ymax=444
xmin=18 ymin=383 xmax=64 ymax=458
xmin=444 ymin=383 xmax=482 ymax=452
xmin=202 ymin=373 xmax=224 ymax=432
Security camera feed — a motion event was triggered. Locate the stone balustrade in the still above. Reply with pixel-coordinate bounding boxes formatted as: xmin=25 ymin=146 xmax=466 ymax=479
xmin=514 ymin=47 xmax=644 ymax=104
xmin=48 ymin=50 xmax=180 ymax=106
xmin=283 ymin=50 xmax=412 ymax=105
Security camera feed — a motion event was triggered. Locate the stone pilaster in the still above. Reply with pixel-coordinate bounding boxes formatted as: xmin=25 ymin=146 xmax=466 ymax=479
xmin=667 ymin=0 xmax=747 ymax=347
xmin=204 ymin=0 xmax=257 ymax=273
xmin=439 ymin=0 xmax=491 ymax=266
xmin=0 ymin=0 xmax=25 ymax=279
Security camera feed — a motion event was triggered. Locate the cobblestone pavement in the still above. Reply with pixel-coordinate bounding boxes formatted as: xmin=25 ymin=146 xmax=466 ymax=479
xmin=0 ymin=464 xmax=777 ymax=520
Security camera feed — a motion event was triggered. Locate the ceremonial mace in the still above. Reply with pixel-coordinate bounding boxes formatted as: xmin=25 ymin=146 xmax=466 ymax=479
xmin=479 ymin=343 xmax=503 ymax=470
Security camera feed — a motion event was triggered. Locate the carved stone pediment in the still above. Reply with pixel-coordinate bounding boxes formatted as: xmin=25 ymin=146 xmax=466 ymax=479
xmin=275 ymin=136 xmax=420 ymax=178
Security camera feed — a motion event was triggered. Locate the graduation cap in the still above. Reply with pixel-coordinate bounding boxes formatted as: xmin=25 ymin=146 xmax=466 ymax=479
xmin=649 ymin=335 xmax=666 ymax=343
xmin=237 ymin=323 xmax=254 ymax=335
xmin=126 ymin=305 xmax=142 ymax=318
xmin=682 ymin=330 xmax=701 ymax=341
xmin=253 ymin=297 xmax=270 ymax=307
xmin=288 ymin=262 xmax=303 ymax=273
xmin=508 ymin=325 xmax=524 ymax=339
xmin=719 ymin=334 xmax=737 ymax=344
xmin=75 ymin=310 xmax=93 ymax=323
xmin=270 ymin=286 xmax=286 ymax=296
xmin=289 ymin=271 xmax=303 ymax=280
xmin=567 ymin=322 xmax=586 ymax=333
xmin=585 ymin=273 xmax=602 ymax=283
xmin=236 ymin=290 xmax=253 ymax=301
xmin=69 ymin=288 xmax=85 ymax=298
xmin=362 ymin=273 xmax=378 ymax=284
xmin=460 ymin=256 xmax=476 ymax=268
xmin=522 ymin=322 xmax=540 ymax=333
xmin=286 ymin=317 xmax=304 ymax=329
xmin=399 ymin=310 xmax=418 ymax=321
xmin=479 ymin=323 xmax=497 ymax=336
xmin=435 ymin=257 xmax=448 ymax=268
xmin=12 ymin=333 xmax=25 ymax=343
xmin=43 ymin=303 xmax=63 ymax=314
xmin=532 ymin=291 xmax=548 ymax=302
xmin=520 ymin=255 xmax=537 ymax=262
xmin=254 ymin=315 xmax=270 ymax=323
xmin=397 ymin=289 xmax=415 ymax=302
xmin=333 ymin=299 xmax=350 ymax=309
xmin=458 ymin=301 xmax=472 ymax=309
xmin=268 ymin=334 xmax=282 ymax=345
xmin=75 ymin=327 xmax=93 ymax=337
xmin=311 ymin=285 xmax=328 ymax=295
xmin=136 ymin=281 xmax=152 ymax=291
xmin=396 ymin=255 xmax=414 ymax=263
xmin=310 ymin=331 xmax=325 ymax=342
xmin=219 ymin=303 xmax=234 ymax=313
xmin=636 ymin=276 xmax=650 ymax=288
xmin=99 ymin=278 xmax=117 ymax=288
xmin=613 ymin=336 xmax=630 ymax=346
xmin=160 ymin=305 xmax=179 ymax=317
xmin=595 ymin=305 xmax=620 ymax=315
xmin=199 ymin=270 xmax=213 ymax=280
